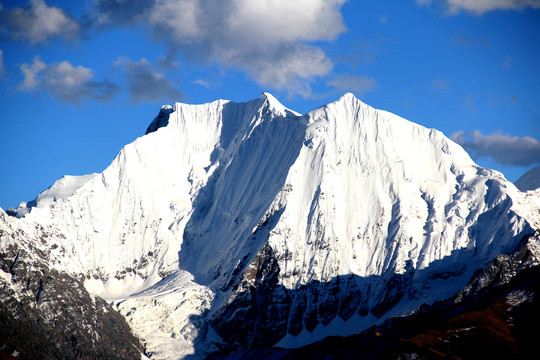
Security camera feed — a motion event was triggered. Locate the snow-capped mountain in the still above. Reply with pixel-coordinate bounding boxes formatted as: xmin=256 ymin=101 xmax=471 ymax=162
xmin=1 ymin=93 xmax=539 ymax=359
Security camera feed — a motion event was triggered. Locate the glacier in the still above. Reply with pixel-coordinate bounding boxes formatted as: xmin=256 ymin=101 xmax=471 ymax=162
xmin=1 ymin=93 xmax=539 ymax=359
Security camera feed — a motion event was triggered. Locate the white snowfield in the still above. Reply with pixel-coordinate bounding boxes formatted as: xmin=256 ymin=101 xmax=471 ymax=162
xmin=1 ymin=93 xmax=538 ymax=359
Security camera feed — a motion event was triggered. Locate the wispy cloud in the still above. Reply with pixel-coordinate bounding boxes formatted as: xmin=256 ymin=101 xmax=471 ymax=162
xmin=194 ymin=79 xmax=211 ymax=88
xmin=428 ymin=78 xmax=451 ymax=93
xmin=87 ymin=0 xmax=347 ymax=97
xmin=326 ymin=74 xmax=376 ymax=96
xmin=0 ymin=0 xmax=81 ymax=44
xmin=0 ymin=49 xmax=5 ymax=79
xmin=445 ymin=0 xmax=540 ymax=15
xmin=17 ymin=57 xmax=119 ymax=104
xmin=454 ymin=35 xmax=492 ymax=48
xmin=114 ymin=57 xmax=183 ymax=103
xmin=84 ymin=0 xmax=154 ymax=27
xmin=417 ymin=0 xmax=540 ymax=15
xmin=464 ymin=94 xmax=476 ymax=112
xmin=451 ymin=130 xmax=540 ymax=166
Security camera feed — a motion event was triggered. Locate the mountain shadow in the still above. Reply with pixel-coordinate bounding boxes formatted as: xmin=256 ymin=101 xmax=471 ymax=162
xmin=206 ymin=233 xmax=540 ymax=360
xmin=179 ymin=100 xmax=306 ymax=286
xmin=183 ymin=222 xmax=535 ymax=358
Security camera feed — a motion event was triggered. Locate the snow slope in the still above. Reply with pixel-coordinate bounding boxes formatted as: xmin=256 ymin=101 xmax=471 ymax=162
xmin=1 ymin=93 xmax=538 ymax=359
xmin=515 ymin=166 xmax=540 ymax=192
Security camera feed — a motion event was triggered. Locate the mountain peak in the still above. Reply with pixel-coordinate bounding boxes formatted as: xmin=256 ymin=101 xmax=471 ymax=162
xmin=339 ymin=92 xmax=358 ymax=101
xmin=261 ymin=91 xmax=278 ymax=102
xmin=261 ymin=92 xmax=301 ymax=117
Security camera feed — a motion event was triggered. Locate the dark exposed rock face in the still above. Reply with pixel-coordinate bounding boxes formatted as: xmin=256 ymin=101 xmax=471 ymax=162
xmin=0 ymin=235 xmax=143 ymax=360
xmin=208 ymin=235 xmax=540 ymax=359
xmin=145 ymin=105 xmax=174 ymax=135
xmin=209 ymin=244 xmax=411 ymax=352
xmin=210 ymin=245 xmax=290 ymax=350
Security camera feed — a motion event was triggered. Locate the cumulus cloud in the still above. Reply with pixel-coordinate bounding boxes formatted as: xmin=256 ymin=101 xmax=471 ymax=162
xmin=114 ymin=57 xmax=182 ymax=103
xmin=17 ymin=57 xmax=119 ymax=104
xmin=417 ymin=0 xmax=540 ymax=15
xmin=88 ymin=0 xmax=347 ymax=96
xmin=326 ymin=74 xmax=377 ymax=95
xmin=451 ymin=130 xmax=540 ymax=166
xmin=237 ymin=44 xmax=333 ymax=98
xmin=0 ymin=0 xmax=81 ymax=44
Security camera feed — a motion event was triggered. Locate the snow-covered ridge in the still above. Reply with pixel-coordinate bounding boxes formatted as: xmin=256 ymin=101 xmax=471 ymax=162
xmin=13 ymin=173 xmax=98 ymax=217
xmin=1 ymin=92 xmax=538 ymax=358
xmin=3 ymin=93 xmax=299 ymax=298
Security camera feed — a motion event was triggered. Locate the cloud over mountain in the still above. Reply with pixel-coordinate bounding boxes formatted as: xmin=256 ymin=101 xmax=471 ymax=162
xmin=114 ymin=57 xmax=183 ymax=103
xmin=451 ymin=130 xmax=540 ymax=166
xmin=326 ymin=74 xmax=377 ymax=95
xmin=88 ymin=0 xmax=347 ymax=96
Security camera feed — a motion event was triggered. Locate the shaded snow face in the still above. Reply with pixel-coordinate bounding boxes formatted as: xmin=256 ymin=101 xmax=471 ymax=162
xmin=515 ymin=166 xmax=540 ymax=192
xmin=2 ymin=92 xmax=538 ymax=358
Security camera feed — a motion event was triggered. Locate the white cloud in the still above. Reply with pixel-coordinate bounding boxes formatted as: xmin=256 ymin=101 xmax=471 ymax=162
xmin=89 ymin=0 xmax=347 ymax=96
xmin=451 ymin=130 xmax=540 ymax=166
xmin=326 ymin=74 xmax=377 ymax=95
xmin=114 ymin=57 xmax=183 ymax=103
xmin=0 ymin=0 xmax=81 ymax=44
xmin=18 ymin=56 xmax=47 ymax=89
xmin=417 ymin=0 xmax=540 ymax=15
xmin=17 ymin=57 xmax=119 ymax=103
xmin=237 ymin=44 xmax=333 ymax=98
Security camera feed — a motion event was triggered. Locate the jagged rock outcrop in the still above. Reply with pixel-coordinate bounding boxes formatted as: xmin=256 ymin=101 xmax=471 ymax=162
xmin=207 ymin=233 xmax=540 ymax=359
xmin=0 ymin=212 xmax=143 ymax=359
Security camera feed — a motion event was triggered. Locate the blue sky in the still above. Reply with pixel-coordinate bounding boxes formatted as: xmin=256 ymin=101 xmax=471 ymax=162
xmin=0 ymin=0 xmax=539 ymax=210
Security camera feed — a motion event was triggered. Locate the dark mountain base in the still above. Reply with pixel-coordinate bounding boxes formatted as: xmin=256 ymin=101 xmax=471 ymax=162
xmin=0 ymin=236 xmax=143 ymax=360
xmin=207 ymin=242 xmax=540 ymax=360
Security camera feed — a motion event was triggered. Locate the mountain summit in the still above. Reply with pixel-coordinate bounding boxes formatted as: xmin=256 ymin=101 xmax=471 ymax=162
xmin=1 ymin=93 xmax=539 ymax=359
